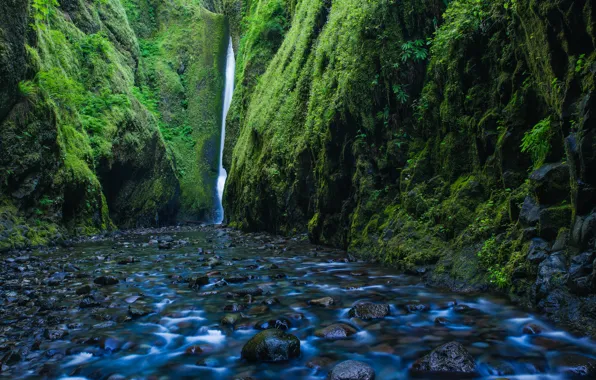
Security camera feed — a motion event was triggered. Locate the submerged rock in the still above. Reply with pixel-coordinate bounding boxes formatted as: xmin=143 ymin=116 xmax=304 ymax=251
xmin=241 ymin=329 xmax=300 ymax=362
xmin=309 ymin=296 xmax=334 ymax=307
xmin=348 ymin=303 xmax=390 ymax=319
xmin=93 ymin=276 xmax=119 ymax=286
xmin=411 ymin=341 xmax=476 ymax=374
xmin=329 ymin=360 xmax=375 ymax=380
xmin=314 ymin=323 xmax=357 ymax=339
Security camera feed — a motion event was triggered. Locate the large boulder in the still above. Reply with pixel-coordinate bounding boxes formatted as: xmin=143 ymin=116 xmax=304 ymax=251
xmin=567 ymin=251 xmax=596 ymax=295
xmin=241 ymin=329 xmax=300 ymax=362
xmin=329 ymin=360 xmax=375 ymax=380
xmin=539 ymin=206 xmax=572 ymax=240
xmin=527 ymin=238 xmax=550 ymax=264
xmin=535 ymin=252 xmax=568 ymax=298
xmin=519 ymin=196 xmax=541 ymax=227
xmin=411 ymin=341 xmax=476 ymax=374
xmin=529 ymin=163 xmax=570 ymax=205
xmin=348 ymin=303 xmax=390 ymax=320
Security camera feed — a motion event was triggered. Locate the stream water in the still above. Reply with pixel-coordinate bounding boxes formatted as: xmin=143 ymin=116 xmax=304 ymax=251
xmin=1 ymin=227 xmax=595 ymax=379
xmin=215 ymin=37 xmax=236 ymax=225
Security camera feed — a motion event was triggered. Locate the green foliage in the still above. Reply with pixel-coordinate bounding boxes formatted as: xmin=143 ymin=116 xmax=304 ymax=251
xmin=575 ymin=54 xmax=586 ymax=73
xmin=477 ymin=236 xmax=508 ymax=288
xmin=521 ymin=117 xmax=551 ymax=168
xmin=18 ymin=81 xmax=37 ymax=98
xmin=431 ymin=0 xmax=490 ymax=60
xmin=393 ymin=84 xmax=409 ymax=104
xmin=401 ymin=40 xmax=428 ymax=62
xmin=31 ymin=0 xmax=59 ymax=30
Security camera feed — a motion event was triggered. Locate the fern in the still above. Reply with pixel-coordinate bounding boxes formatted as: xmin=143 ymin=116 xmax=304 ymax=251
xmin=521 ymin=117 xmax=552 ymax=168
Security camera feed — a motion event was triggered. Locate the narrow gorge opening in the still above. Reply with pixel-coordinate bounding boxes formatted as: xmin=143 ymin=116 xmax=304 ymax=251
xmin=214 ymin=36 xmax=236 ymax=225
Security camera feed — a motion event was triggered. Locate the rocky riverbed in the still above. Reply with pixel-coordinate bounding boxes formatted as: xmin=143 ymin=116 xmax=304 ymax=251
xmin=0 ymin=226 xmax=595 ymax=379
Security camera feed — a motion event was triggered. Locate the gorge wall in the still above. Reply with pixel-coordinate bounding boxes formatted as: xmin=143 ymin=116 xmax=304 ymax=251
xmin=223 ymin=0 xmax=596 ymax=335
xmin=0 ymin=0 xmax=227 ymax=249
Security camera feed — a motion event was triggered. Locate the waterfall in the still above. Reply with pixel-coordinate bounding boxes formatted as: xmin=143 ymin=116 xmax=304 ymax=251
xmin=215 ymin=37 xmax=235 ymax=224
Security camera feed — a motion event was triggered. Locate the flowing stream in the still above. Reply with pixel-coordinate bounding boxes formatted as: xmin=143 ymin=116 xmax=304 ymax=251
xmin=215 ymin=37 xmax=236 ymax=225
xmin=1 ymin=227 xmax=595 ymax=379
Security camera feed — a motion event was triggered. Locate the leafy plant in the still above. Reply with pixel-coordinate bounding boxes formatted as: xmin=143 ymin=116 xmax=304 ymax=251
xmin=521 ymin=117 xmax=552 ymax=168
xmin=393 ymin=84 xmax=409 ymax=104
xmin=575 ymin=54 xmax=586 ymax=73
xmin=31 ymin=0 xmax=59 ymax=30
xmin=18 ymin=81 xmax=37 ymax=98
xmin=400 ymin=40 xmax=428 ymax=62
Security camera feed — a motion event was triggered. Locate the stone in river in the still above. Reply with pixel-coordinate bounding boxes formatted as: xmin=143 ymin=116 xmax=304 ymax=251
xmin=241 ymin=329 xmax=300 ymax=362
xmin=522 ymin=323 xmax=545 ymax=335
xmin=221 ymin=314 xmax=239 ymax=327
xmin=308 ymin=296 xmax=334 ymax=307
xmin=329 ymin=360 xmax=375 ymax=380
xmin=80 ymin=296 xmax=101 ymax=308
xmin=93 ymin=276 xmax=119 ymax=286
xmin=76 ymin=284 xmax=92 ymax=295
xmin=411 ymin=341 xmax=476 ymax=374
xmin=224 ymin=303 xmax=246 ymax=312
xmin=551 ymin=354 xmax=596 ymax=376
xmin=44 ymin=329 xmax=68 ymax=341
xmin=225 ymin=275 xmax=248 ymax=283
xmin=255 ymin=317 xmax=292 ymax=331
xmin=128 ymin=306 xmax=151 ymax=319
xmin=348 ymin=303 xmax=390 ymax=319
xmin=314 ymin=323 xmax=357 ymax=339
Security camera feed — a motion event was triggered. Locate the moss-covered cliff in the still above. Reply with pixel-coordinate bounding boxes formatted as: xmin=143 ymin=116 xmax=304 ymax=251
xmin=225 ymin=0 xmax=596 ymax=335
xmin=0 ymin=0 xmax=228 ymax=249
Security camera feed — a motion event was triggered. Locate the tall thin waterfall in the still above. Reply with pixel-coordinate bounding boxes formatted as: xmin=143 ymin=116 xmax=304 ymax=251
xmin=215 ymin=37 xmax=235 ymax=224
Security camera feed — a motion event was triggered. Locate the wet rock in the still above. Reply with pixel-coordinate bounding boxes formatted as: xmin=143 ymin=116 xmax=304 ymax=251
xmin=306 ymin=355 xmax=336 ymax=370
xmin=255 ymin=317 xmax=291 ymax=331
xmin=93 ymin=276 xmax=119 ymax=286
xmin=233 ymin=287 xmax=263 ymax=297
xmin=435 ymin=317 xmax=450 ymax=326
xmin=221 ymin=314 xmax=238 ymax=327
xmin=128 ymin=306 xmax=151 ymax=319
xmin=158 ymin=242 xmax=173 ymax=250
xmin=404 ymin=304 xmax=430 ymax=313
xmin=348 ymin=303 xmax=390 ymax=320
xmin=225 ymin=275 xmax=248 ymax=283
xmin=411 ymin=341 xmax=476 ymax=374
xmin=567 ymin=251 xmax=596 ymax=295
xmin=329 ymin=360 xmax=375 ymax=380
xmin=44 ymin=329 xmax=68 ymax=341
xmin=551 ymin=353 xmax=596 ymax=376
xmin=184 ymin=346 xmax=203 ymax=356
xmin=309 ymin=296 xmax=334 ymax=307
xmin=262 ymin=297 xmax=280 ymax=305
xmin=189 ymin=276 xmax=209 ymax=288
xmin=527 ymin=238 xmax=550 ymax=264
xmin=539 ymin=206 xmax=573 ymax=240
xmin=519 ymin=196 xmax=540 ymax=227
xmin=1 ymin=349 xmax=22 ymax=365
xmin=529 ymin=163 xmax=570 ymax=205
xmin=80 ymin=297 xmax=101 ymax=308
xmin=241 ymin=329 xmax=300 ymax=362
xmin=224 ymin=303 xmax=246 ymax=312
xmin=535 ymin=252 xmax=568 ymax=297
xmin=314 ymin=323 xmax=357 ymax=339
xmin=76 ymin=284 xmax=92 ymax=295
xmin=522 ymin=323 xmax=545 ymax=335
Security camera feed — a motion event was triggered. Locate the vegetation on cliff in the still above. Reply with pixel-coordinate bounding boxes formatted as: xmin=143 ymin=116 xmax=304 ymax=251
xmin=224 ymin=0 xmax=596 ymax=334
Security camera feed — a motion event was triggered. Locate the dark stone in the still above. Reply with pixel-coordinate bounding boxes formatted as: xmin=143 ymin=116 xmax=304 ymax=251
xmin=578 ymin=213 xmax=596 ymax=251
xmin=529 ymin=163 xmax=570 ymax=205
xmin=189 ymin=276 xmax=209 ymax=288
xmin=44 ymin=329 xmax=68 ymax=341
xmin=551 ymin=354 xmax=596 ymax=376
xmin=232 ymin=287 xmax=263 ymax=297
xmin=224 ymin=303 xmax=246 ymax=312
xmin=329 ymin=360 xmax=375 ymax=380
xmin=404 ymin=304 xmax=430 ymax=313
xmin=552 ymin=229 xmax=570 ymax=252
xmin=221 ymin=314 xmax=238 ymax=327
xmin=225 ymin=275 xmax=248 ymax=283
xmin=76 ymin=284 xmax=92 ymax=295
xmin=93 ymin=276 xmax=119 ymax=286
xmin=411 ymin=341 xmax=476 ymax=374
xmin=527 ymin=238 xmax=550 ymax=264
xmin=539 ymin=206 xmax=572 ymax=241
xmin=314 ymin=323 xmax=357 ymax=339
xmin=128 ymin=306 xmax=151 ymax=319
xmin=567 ymin=251 xmax=596 ymax=295
xmin=255 ymin=317 xmax=291 ymax=331
xmin=348 ymin=303 xmax=390 ymax=320
xmin=519 ymin=196 xmax=540 ymax=227
xmin=535 ymin=252 xmax=568 ymax=298
xmin=80 ymin=297 xmax=101 ymax=308
xmin=241 ymin=329 xmax=300 ymax=362
xmin=522 ymin=323 xmax=545 ymax=335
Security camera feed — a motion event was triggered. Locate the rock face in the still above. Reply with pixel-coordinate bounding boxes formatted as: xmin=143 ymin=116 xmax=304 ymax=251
xmin=411 ymin=341 xmax=476 ymax=374
xmin=241 ymin=329 xmax=300 ymax=362
xmin=348 ymin=303 xmax=390 ymax=320
xmin=329 ymin=360 xmax=375 ymax=380
xmin=223 ymin=0 xmax=596 ymax=335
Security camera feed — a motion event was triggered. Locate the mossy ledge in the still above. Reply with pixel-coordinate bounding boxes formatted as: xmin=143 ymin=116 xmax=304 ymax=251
xmin=225 ymin=0 xmax=596 ymax=336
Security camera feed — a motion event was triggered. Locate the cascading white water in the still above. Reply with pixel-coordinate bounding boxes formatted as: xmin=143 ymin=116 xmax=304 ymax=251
xmin=214 ymin=37 xmax=235 ymax=224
